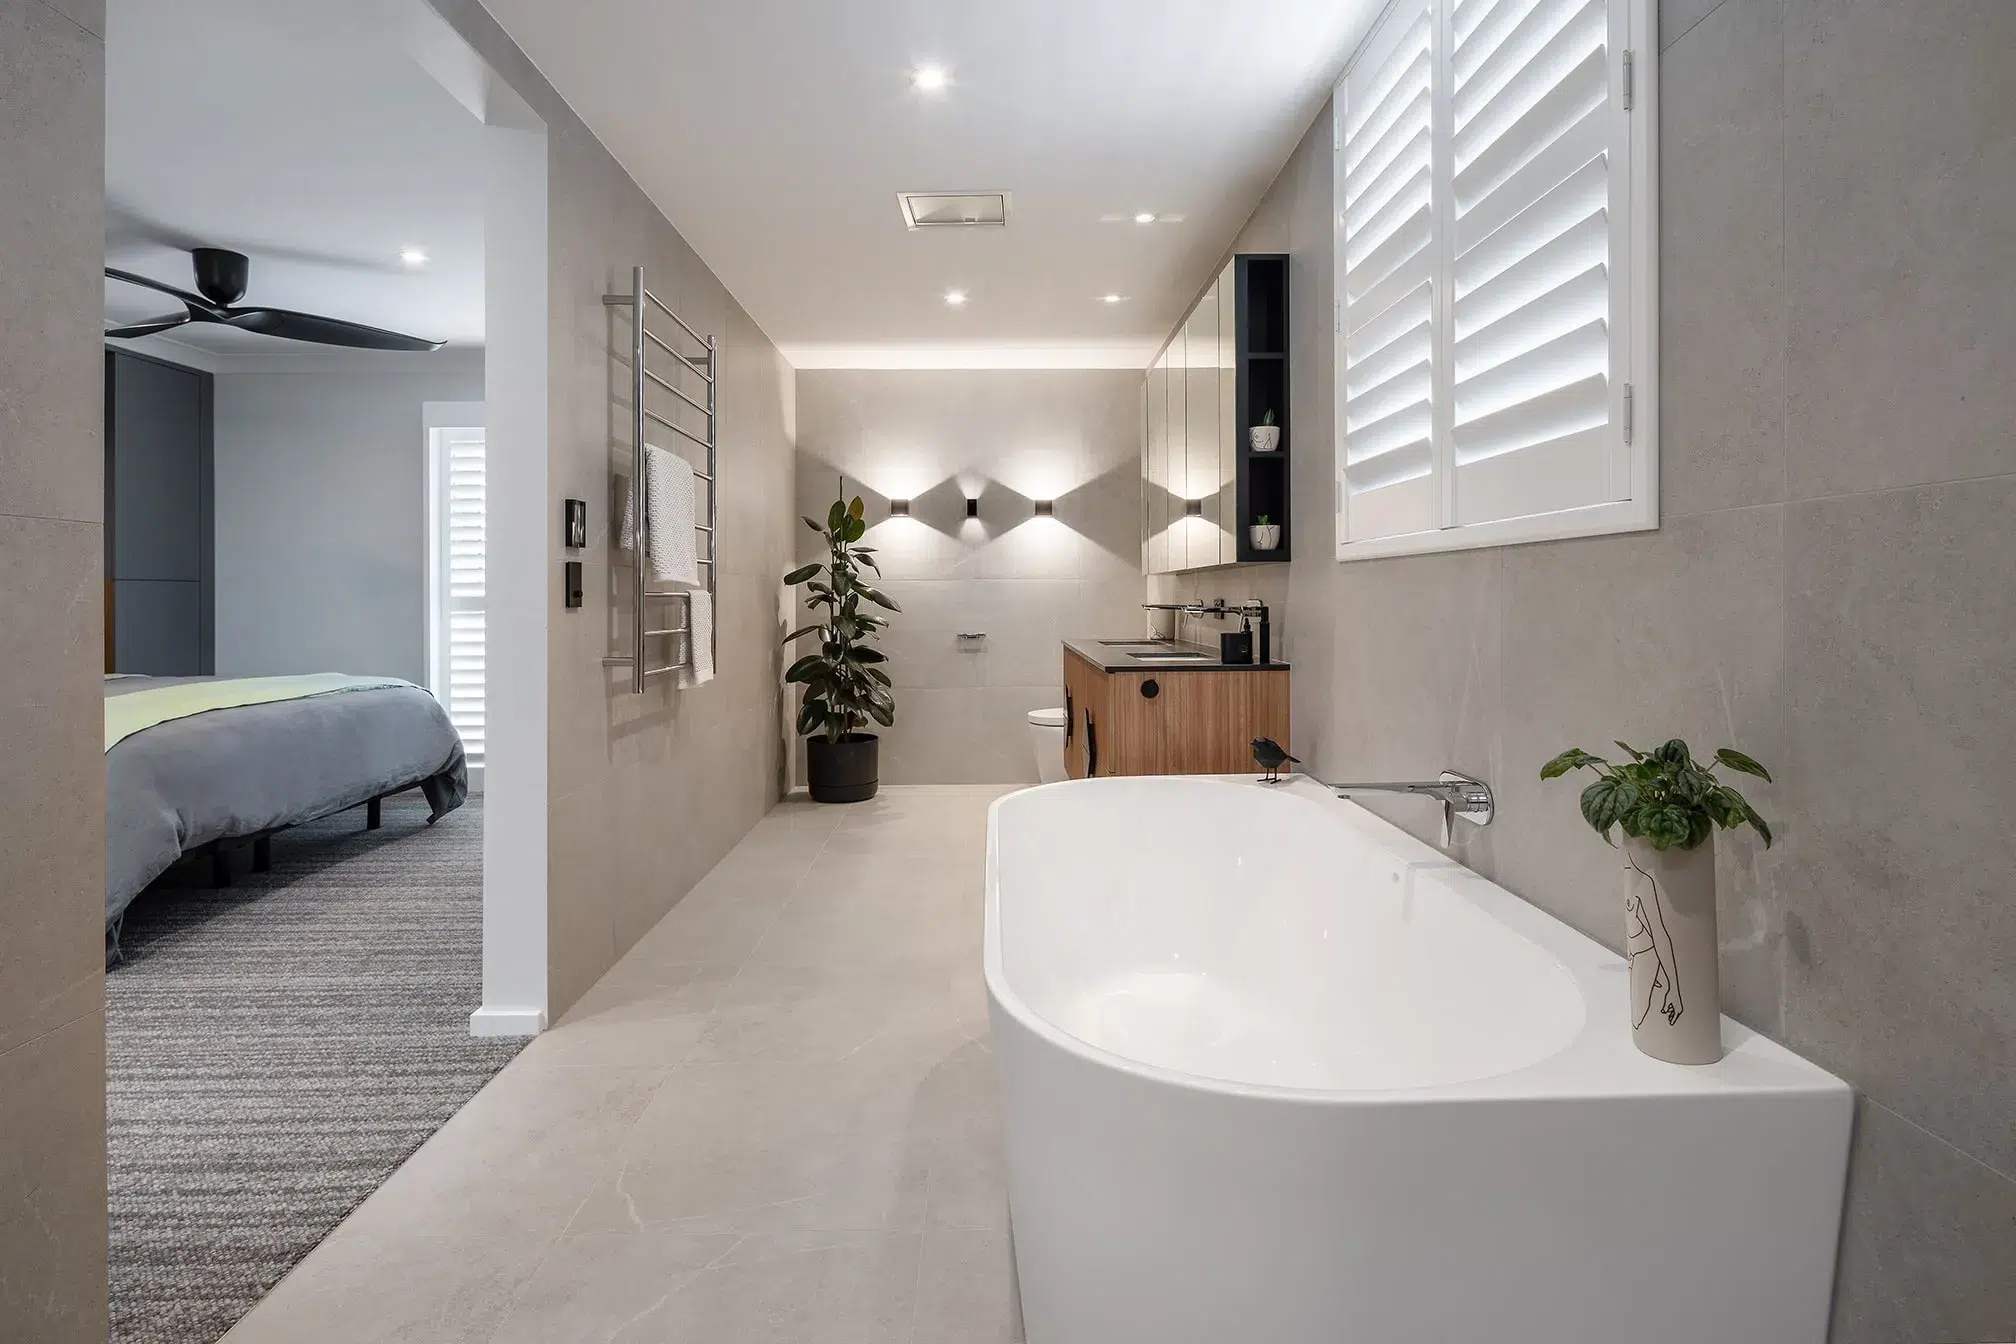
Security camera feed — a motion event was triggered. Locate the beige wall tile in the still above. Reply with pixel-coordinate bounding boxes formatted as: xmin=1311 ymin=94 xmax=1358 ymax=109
xmin=1495 ymin=509 xmax=1787 ymax=951
xmin=0 ymin=1011 xmax=107 ymax=1343
xmin=795 ymin=370 xmax=1146 ymax=784
xmin=1659 ymin=0 xmax=1787 ymax=518
xmin=0 ymin=12 xmax=104 ymax=1342
xmin=35 ymin=0 xmax=104 ymax=39
xmin=1239 ymin=3 xmax=2016 ymax=1335
xmin=0 ymin=0 xmax=103 ymax=526
xmin=1780 ymin=479 xmax=2016 ymax=1173
xmin=0 ymin=516 xmax=105 ymax=1054
xmin=1782 ymin=0 xmax=2016 ymax=496
xmin=1827 ymin=1098 xmax=2016 ymax=1344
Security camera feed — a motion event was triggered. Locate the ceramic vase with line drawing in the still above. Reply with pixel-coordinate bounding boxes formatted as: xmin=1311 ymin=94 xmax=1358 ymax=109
xmin=1621 ymin=835 xmax=1721 ymax=1064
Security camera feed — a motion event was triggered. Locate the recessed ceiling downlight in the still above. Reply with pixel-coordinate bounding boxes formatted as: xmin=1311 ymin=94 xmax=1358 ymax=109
xmin=898 ymin=191 xmax=1010 ymax=229
xmin=911 ymin=63 xmax=950 ymax=93
xmin=400 ymin=246 xmax=429 ymax=267
xmin=944 ymin=289 xmax=968 ymax=307
xmin=1101 ymin=293 xmax=1126 ymax=304
xmin=1133 ymin=212 xmax=1157 ymax=224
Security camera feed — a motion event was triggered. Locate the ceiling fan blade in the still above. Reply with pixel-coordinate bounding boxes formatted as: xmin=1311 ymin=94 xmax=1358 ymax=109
xmin=223 ymin=306 xmax=445 ymax=352
xmin=104 ymin=267 xmax=226 ymax=316
xmin=104 ymin=312 xmax=195 ymax=339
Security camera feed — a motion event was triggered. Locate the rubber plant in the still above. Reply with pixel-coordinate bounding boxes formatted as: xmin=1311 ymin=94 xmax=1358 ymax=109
xmin=1540 ymin=739 xmax=1774 ymax=850
xmin=783 ymin=496 xmax=899 ymax=742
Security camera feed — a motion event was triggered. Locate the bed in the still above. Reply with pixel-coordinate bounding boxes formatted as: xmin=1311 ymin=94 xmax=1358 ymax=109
xmin=104 ymin=674 xmax=468 ymax=935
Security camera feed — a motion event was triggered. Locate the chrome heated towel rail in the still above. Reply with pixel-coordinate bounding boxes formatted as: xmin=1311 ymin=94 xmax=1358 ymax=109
xmin=601 ymin=265 xmax=717 ymax=693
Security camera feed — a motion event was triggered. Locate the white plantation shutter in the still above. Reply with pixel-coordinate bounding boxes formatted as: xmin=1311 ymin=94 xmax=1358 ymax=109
xmin=1339 ymin=0 xmax=1438 ymax=543
xmin=1335 ymin=0 xmax=1653 ymax=558
xmin=429 ymin=421 xmax=487 ymax=773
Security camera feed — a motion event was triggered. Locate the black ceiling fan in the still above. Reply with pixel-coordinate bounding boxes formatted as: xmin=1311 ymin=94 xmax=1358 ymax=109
xmin=104 ymin=247 xmax=444 ymax=352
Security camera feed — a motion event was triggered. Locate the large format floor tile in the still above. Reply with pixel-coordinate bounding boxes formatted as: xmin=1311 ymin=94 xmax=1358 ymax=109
xmin=227 ymin=786 xmax=1023 ymax=1344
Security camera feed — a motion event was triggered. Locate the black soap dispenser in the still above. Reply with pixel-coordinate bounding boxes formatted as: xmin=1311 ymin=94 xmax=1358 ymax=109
xmin=1219 ymin=620 xmax=1254 ymax=666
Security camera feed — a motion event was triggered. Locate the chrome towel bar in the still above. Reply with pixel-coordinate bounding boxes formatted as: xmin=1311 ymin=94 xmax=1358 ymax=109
xmin=599 ymin=265 xmax=717 ymax=693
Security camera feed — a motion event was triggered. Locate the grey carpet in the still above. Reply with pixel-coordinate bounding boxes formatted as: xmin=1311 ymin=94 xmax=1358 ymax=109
xmin=106 ymin=795 xmax=522 ymax=1344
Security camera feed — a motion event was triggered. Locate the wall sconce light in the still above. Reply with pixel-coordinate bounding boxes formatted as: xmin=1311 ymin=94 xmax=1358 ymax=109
xmin=889 ymin=499 xmax=911 ymax=516
xmin=966 ymin=497 xmax=980 ymax=518
xmin=1184 ymin=498 xmax=1203 ymax=516
xmin=1033 ymin=499 xmax=1054 ymax=517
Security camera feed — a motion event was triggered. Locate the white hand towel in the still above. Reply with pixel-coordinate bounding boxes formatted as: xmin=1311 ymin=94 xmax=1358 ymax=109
xmin=619 ymin=444 xmax=699 ymax=586
xmin=677 ymin=588 xmax=714 ymax=688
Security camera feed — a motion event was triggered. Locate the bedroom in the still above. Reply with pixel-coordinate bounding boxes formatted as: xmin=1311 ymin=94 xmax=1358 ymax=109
xmin=95 ymin=1 xmax=525 ymax=1336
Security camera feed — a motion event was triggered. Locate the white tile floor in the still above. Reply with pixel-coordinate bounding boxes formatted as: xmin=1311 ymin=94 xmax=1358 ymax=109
xmin=223 ymin=786 xmax=1024 ymax=1344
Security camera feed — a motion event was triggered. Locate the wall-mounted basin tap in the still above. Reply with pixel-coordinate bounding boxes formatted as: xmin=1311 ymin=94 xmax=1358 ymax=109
xmin=1140 ymin=598 xmax=1274 ymax=662
xmin=1324 ymin=771 xmax=1493 ymax=847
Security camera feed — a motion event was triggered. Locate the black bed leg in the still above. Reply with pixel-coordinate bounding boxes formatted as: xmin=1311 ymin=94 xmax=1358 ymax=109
xmin=211 ymin=846 xmax=231 ymax=887
xmin=366 ymin=795 xmax=382 ymax=830
xmin=252 ymin=835 xmax=271 ymax=873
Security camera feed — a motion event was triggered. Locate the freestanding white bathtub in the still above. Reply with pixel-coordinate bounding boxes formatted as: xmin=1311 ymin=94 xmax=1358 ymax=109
xmin=985 ymin=775 xmax=1851 ymax=1344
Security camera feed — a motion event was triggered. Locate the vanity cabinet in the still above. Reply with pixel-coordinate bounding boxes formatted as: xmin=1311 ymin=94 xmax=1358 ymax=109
xmin=1063 ymin=648 xmax=1290 ymax=779
xmin=1142 ymin=254 xmax=1290 ymax=573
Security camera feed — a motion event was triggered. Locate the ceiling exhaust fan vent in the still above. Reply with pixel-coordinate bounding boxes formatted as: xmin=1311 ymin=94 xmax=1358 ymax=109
xmin=897 ymin=191 xmax=1010 ymax=230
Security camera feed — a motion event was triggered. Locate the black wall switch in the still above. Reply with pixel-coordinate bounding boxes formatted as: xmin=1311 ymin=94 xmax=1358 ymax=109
xmin=563 ymin=498 xmax=588 ymax=549
xmin=564 ymin=560 xmax=583 ymax=609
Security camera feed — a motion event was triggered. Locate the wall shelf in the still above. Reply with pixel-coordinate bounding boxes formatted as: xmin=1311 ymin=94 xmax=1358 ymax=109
xmin=1234 ymin=254 xmax=1290 ymax=564
xmin=1142 ymin=252 xmax=1292 ymax=572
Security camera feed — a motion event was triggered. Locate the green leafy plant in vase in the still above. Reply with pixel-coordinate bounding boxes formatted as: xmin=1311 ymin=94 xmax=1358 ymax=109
xmin=783 ymin=496 xmax=900 ymax=802
xmin=1541 ymin=739 xmax=1774 ymax=1065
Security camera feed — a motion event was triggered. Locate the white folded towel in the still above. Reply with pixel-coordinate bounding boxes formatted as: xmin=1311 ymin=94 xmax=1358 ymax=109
xmin=620 ymin=443 xmax=699 ymax=586
xmin=677 ymin=588 xmax=714 ymax=688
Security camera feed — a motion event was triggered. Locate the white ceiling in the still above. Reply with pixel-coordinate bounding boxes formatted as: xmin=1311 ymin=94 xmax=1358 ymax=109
xmin=103 ymin=0 xmax=487 ymax=356
xmin=478 ymin=0 xmax=1380 ymax=367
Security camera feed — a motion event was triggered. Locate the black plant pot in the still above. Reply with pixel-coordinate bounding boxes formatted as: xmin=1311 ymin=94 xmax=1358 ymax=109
xmin=806 ymin=732 xmax=879 ymax=803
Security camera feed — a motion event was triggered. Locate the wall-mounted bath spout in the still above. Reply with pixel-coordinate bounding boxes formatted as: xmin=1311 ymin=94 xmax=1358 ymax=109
xmin=1325 ymin=771 xmax=1494 ymax=846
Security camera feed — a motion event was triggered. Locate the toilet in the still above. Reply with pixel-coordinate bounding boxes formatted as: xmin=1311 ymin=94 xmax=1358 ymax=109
xmin=1026 ymin=707 xmax=1067 ymax=783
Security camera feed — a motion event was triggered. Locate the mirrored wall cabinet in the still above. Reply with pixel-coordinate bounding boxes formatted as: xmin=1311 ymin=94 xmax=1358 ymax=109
xmin=1142 ymin=253 xmax=1290 ymax=573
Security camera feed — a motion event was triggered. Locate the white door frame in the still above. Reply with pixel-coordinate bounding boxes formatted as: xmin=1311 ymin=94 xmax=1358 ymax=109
xmin=391 ymin=0 xmax=551 ymax=1038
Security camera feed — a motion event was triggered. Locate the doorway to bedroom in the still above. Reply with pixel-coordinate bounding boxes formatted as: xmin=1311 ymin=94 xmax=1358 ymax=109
xmin=97 ymin=2 xmax=547 ymax=1340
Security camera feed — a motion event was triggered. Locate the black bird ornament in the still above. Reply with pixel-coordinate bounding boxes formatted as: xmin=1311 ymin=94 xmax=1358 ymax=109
xmin=1252 ymin=737 xmax=1299 ymax=784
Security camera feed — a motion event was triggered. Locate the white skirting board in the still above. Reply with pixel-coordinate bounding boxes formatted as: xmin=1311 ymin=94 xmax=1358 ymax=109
xmin=468 ymin=1005 xmax=546 ymax=1038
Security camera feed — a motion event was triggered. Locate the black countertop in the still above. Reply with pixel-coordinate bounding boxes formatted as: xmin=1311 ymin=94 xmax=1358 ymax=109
xmin=1063 ymin=637 xmax=1290 ymax=674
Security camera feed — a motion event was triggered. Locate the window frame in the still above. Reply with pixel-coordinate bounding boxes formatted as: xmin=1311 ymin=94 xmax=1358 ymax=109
xmin=1333 ymin=0 xmax=1658 ymax=563
xmin=424 ymin=400 xmax=488 ymax=784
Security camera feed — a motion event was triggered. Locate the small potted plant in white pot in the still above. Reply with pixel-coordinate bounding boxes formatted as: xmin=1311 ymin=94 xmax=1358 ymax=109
xmin=1249 ymin=409 xmax=1281 ymax=453
xmin=1541 ymin=739 xmax=1773 ymax=1064
xmin=1249 ymin=514 xmax=1282 ymax=552
xmin=784 ymin=496 xmax=899 ymax=802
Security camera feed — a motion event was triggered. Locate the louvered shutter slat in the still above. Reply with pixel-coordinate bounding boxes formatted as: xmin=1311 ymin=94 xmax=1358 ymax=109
xmin=1341 ymin=0 xmax=1441 ymax=544
xmin=1451 ymin=0 xmax=1616 ymax=527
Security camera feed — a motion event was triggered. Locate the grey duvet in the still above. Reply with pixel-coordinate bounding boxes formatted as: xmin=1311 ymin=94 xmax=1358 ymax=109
xmin=104 ymin=677 xmax=467 ymax=927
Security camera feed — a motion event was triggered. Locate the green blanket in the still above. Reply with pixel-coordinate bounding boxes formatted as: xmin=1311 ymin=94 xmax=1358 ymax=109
xmin=104 ymin=674 xmax=414 ymax=752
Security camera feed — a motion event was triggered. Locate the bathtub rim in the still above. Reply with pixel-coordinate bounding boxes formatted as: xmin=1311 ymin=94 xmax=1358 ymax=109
xmin=984 ymin=774 xmax=1851 ymax=1108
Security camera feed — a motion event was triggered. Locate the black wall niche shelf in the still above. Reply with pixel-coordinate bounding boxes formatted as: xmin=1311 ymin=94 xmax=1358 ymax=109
xmin=1234 ymin=253 xmax=1291 ymax=563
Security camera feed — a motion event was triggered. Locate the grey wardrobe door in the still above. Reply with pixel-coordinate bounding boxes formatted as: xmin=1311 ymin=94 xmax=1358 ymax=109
xmin=110 ymin=356 xmax=204 ymax=580
xmin=113 ymin=580 xmax=203 ymax=674
xmin=106 ymin=352 xmax=212 ymax=674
